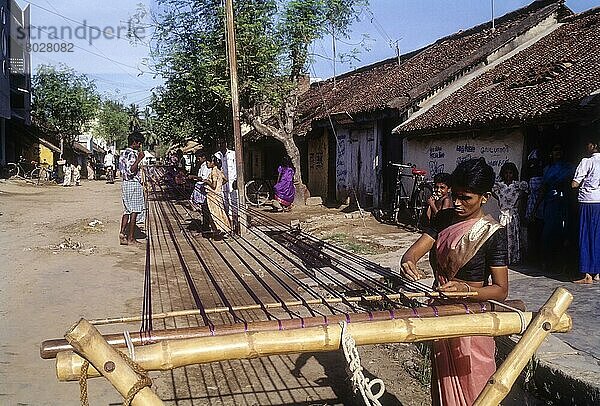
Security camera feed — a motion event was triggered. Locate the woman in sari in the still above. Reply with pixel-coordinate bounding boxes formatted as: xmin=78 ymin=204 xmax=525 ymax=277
xmin=400 ymin=158 xmax=508 ymax=406
xmin=271 ymin=156 xmax=296 ymax=211
xmin=204 ymin=156 xmax=231 ymax=237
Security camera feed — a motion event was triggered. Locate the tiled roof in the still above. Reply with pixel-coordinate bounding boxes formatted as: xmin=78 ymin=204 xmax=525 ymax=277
xmin=295 ymin=0 xmax=566 ymax=134
xmin=396 ymin=7 xmax=600 ymax=135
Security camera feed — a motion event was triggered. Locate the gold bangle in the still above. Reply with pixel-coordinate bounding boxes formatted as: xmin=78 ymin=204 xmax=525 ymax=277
xmin=462 ymin=282 xmax=471 ymax=293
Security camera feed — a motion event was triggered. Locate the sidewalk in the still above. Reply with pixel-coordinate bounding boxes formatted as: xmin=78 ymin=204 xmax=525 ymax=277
xmin=504 ymin=266 xmax=600 ymax=405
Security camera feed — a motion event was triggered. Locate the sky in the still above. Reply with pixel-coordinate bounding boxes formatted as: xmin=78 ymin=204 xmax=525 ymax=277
xmin=17 ymin=0 xmax=597 ymax=107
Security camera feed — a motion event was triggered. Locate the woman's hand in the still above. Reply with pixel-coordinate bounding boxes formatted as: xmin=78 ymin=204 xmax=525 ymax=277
xmin=437 ymin=280 xmax=472 ymax=293
xmin=399 ymin=260 xmax=423 ymax=281
xmin=399 ymin=233 xmax=435 ymax=281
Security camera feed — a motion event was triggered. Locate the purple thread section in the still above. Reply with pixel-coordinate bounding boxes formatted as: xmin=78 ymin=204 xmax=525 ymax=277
xmin=389 ymin=309 xmax=395 ymax=320
xmin=368 ymin=311 xmax=374 ymax=321
xmin=462 ymin=303 xmax=470 ymax=314
xmin=278 ymin=320 xmax=283 ymax=331
xmin=432 ymin=306 xmax=439 ymax=317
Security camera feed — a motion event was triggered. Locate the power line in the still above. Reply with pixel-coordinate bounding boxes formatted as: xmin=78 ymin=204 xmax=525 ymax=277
xmin=24 ymin=0 xmax=132 ymax=41
xmin=24 ymin=0 xmax=156 ymax=87
xmin=28 ymin=24 xmax=142 ymax=69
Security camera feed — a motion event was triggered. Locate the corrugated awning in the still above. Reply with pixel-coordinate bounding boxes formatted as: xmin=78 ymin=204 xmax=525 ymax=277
xmin=38 ymin=138 xmax=61 ymax=153
xmin=73 ymin=142 xmax=91 ymax=155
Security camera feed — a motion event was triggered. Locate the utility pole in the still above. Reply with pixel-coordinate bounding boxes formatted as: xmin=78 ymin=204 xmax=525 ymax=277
xmin=491 ymin=0 xmax=496 ymax=31
xmin=224 ymin=0 xmax=245 ymax=234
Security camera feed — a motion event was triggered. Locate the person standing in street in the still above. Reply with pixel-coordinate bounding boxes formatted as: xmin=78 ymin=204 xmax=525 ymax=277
xmin=86 ymin=157 xmax=95 ymax=180
xmin=104 ymin=150 xmax=115 ymax=183
xmin=493 ymin=162 xmax=528 ymax=264
xmin=189 ymin=151 xmax=212 ymax=230
xmin=204 ymin=156 xmax=231 ymax=237
xmin=538 ymin=144 xmax=574 ymax=273
xmin=62 ymin=161 xmax=72 ymax=187
xmin=72 ymin=164 xmax=81 ymax=186
xmin=118 ymin=131 xmax=146 ymax=245
xmin=572 ymin=138 xmax=600 ymax=284
xmin=214 ymin=140 xmax=238 ymax=220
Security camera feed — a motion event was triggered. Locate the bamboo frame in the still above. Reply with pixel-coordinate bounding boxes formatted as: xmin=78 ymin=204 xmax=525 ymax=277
xmin=41 ymin=300 xmax=526 ymax=359
xmin=88 ymin=291 xmax=479 ymax=326
xmin=474 ymin=287 xmax=573 ymax=405
xmin=56 ymin=310 xmax=571 ymax=381
xmin=65 ymin=319 xmax=164 ymax=405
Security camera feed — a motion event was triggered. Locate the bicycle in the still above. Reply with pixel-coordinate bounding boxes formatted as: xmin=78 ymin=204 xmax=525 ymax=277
xmin=6 ymin=157 xmax=43 ymax=179
xmin=376 ymin=162 xmax=433 ymax=230
xmin=30 ymin=164 xmax=54 ymax=184
xmin=244 ymin=179 xmax=272 ymax=207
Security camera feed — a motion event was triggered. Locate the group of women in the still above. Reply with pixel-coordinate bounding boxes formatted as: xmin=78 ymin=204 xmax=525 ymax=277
xmin=399 ymin=136 xmax=600 ymax=404
xmin=186 ymin=152 xmax=297 ymax=238
xmin=490 ymin=141 xmax=599 ymax=283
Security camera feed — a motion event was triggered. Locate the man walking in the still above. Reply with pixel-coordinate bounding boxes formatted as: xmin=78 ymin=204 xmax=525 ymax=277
xmin=119 ymin=131 xmax=145 ymax=245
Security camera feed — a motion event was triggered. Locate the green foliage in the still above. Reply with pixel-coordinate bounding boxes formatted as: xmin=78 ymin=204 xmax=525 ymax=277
xmin=94 ymin=100 xmax=130 ymax=149
xmin=32 ymin=64 xmax=100 ymax=144
xmin=149 ymin=0 xmax=368 ymax=147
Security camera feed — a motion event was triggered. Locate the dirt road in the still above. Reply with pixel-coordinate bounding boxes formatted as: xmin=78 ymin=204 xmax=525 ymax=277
xmin=0 ymin=179 xmax=431 ymax=405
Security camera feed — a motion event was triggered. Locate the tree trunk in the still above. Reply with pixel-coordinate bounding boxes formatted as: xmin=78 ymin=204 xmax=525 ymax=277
xmin=248 ymin=115 xmax=308 ymax=204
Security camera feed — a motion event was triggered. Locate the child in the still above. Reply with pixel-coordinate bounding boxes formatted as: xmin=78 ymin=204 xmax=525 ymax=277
xmin=493 ymin=162 xmax=529 ymax=264
xmin=426 ymin=172 xmax=453 ymax=220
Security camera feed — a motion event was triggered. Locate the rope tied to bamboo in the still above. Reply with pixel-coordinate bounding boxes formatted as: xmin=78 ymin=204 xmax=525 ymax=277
xmin=489 ymin=300 xmax=527 ymax=334
xmin=78 ymin=352 xmax=153 ymax=406
xmin=340 ymin=321 xmax=385 ymax=406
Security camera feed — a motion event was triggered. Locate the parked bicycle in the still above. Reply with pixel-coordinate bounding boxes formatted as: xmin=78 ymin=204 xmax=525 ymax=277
xmin=30 ymin=164 xmax=54 ymax=184
xmin=375 ymin=162 xmax=433 ymax=230
xmin=244 ymin=178 xmax=273 ymax=207
xmin=5 ymin=156 xmax=30 ymax=178
xmin=4 ymin=157 xmax=54 ymax=185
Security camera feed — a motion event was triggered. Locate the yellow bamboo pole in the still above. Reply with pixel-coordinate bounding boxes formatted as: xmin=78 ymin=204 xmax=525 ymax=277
xmin=474 ymin=287 xmax=573 ymax=405
xmin=65 ymin=319 xmax=164 ymax=406
xmin=57 ymin=311 xmax=572 ymax=381
xmin=89 ymin=291 xmax=479 ymax=326
xmin=43 ymin=301 xmax=525 ymax=360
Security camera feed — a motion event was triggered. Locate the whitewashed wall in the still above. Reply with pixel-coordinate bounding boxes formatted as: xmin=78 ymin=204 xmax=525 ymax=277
xmin=403 ymin=130 xmax=524 ymax=179
xmin=402 ymin=130 xmax=525 ymax=220
xmin=335 ymin=125 xmax=378 ymax=206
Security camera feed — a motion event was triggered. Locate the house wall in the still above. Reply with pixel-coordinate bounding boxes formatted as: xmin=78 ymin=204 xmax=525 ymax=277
xmin=335 ymin=124 xmax=378 ymax=206
xmin=403 ymin=128 xmax=525 ymax=220
xmin=403 ymin=129 xmax=525 ymax=179
xmin=39 ymin=143 xmax=54 ymax=166
xmin=307 ymin=129 xmax=328 ymax=198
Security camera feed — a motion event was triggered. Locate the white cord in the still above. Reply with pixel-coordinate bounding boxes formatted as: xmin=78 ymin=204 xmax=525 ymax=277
xmin=123 ymin=330 xmax=135 ymax=360
xmin=489 ymin=300 xmax=527 ymax=334
xmin=339 ymin=321 xmax=385 ymax=406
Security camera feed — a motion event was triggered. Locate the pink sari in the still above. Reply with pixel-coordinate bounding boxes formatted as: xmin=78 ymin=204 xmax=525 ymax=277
xmin=431 ymin=215 xmax=501 ymax=406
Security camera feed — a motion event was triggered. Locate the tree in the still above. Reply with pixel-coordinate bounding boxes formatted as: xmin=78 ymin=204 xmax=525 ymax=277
xmin=149 ymin=0 xmax=367 ymax=199
xmin=127 ymin=103 xmax=143 ymax=132
xmin=94 ymin=100 xmax=130 ymax=149
xmin=31 ymin=64 xmax=100 ymax=155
